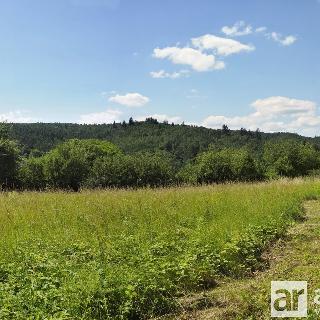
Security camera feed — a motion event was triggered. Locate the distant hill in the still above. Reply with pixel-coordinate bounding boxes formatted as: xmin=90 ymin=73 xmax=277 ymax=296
xmin=9 ymin=121 xmax=318 ymax=166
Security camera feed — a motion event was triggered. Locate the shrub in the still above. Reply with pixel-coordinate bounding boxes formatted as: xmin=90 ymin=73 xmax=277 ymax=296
xmin=85 ymin=154 xmax=137 ymax=188
xmin=44 ymin=139 xmax=121 ymax=190
xmin=179 ymin=148 xmax=259 ymax=184
xmin=18 ymin=157 xmax=47 ymax=190
xmin=131 ymin=151 xmax=174 ymax=187
xmin=263 ymin=140 xmax=320 ymax=178
xmin=230 ymin=149 xmax=261 ymax=181
xmin=195 ymin=149 xmax=234 ymax=183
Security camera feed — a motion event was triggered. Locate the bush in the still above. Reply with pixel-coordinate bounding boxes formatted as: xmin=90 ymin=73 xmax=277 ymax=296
xmin=195 ymin=149 xmax=234 ymax=183
xmin=263 ymin=140 xmax=320 ymax=178
xmin=230 ymin=149 xmax=261 ymax=181
xmin=85 ymin=154 xmax=137 ymax=188
xmin=18 ymin=157 xmax=46 ymax=190
xmin=86 ymin=151 xmax=175 ymax=188
xmin=131 ymin=151 xmax=174 ymax=187
xmin=44 ymin=139 xmax=121 ymax=190
xmin=176 ymin=162 xmax=198 ymax=185
xmin=179 ymin=149 xmax=259 ymax=184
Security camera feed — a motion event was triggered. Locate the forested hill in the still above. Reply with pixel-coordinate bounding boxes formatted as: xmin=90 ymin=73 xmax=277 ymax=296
xmin=9 ymin=121 xmax=318 ymax=164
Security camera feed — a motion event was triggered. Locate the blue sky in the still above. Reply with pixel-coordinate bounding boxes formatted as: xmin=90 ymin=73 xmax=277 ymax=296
xmin=0 ymin=0 xmax=319 ymax=136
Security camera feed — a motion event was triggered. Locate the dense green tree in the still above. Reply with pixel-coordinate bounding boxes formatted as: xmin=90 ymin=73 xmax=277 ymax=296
xmin=176 ymin=162 xmax=198 ymax=184
xmin=0 ymin=122 xmax=20 ymax=188
xmin=2 ymin=121 xmax=320 ymax=190
xmin=9 ymin=121 xmax=317 ymax=167
xmin=44 ymin=139 xmax=121 ymax=190
xmin=222 ymin=124 xmax=230 ymax=135
xmin=0 ymin=139 xmax=20 ymax=188
xmin=132 ymin=151 xmax=174 ymax=187
xmin=85 ymin=151 xmax=174 ymax=188
xmin=231 ymin=149 xmax=261 ymax=181
xmin=18 ymin=157 xmax=46 ymax=190
xmin=263 ymin=140 xmax=320 ymax=178
xmin=179 ymin=148 xmax=260 ymax=184
xmin=0 ymin=122 xmax=11 ymax=140
xmin=85 ymin=154 xmax=137 ymax=188
xmin=195 ymin=149 xmax=234 ymax=183
xmin=145 ymin=117 xmax=158 ymax=124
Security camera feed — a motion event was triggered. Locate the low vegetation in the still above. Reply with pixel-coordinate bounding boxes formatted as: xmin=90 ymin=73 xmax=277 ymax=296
xmin=0 ymin=179 xmax=320 ymax=319
xmin=171 ymin=201 xmax=320 ymax=319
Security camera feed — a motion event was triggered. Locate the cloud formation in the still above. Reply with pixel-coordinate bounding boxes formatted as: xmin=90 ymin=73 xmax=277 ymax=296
xmin=202 ymin=96 xmax=319 ymax=135
xmin=255 ymin=26 xmax=267 ymax=33
xmin=221 ymin=21 xmax=297 ymax=47
xmin=221 ymin=21 xmax=253 ymax=37
xmin=192 ymin=34 xmax=255 ymax=56
xmin=269 ymin=32 xmax=297 ymax=46
xmin=109 ymin=93 xmax=150 ymax=107
xmin=153 ymin=47 xmax=225 ymax=72
xmin=150 ymin=69 xmax=190 ymax=79
xmin=222 ymin=21 xmax=268 ymax=37
xmin=79 ymin=109 xmax=123 ymax=124
xmin=0 ymin=110 xmax=37 ymax=123
xmin=152 ymin=32 xmax=255 ymax=72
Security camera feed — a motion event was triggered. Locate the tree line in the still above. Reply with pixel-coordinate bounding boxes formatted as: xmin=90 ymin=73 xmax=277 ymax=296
xmin=9 ymin=121 xmax=317 ymax=165
xmin=1 ymin=122 xmax=320 ymax=190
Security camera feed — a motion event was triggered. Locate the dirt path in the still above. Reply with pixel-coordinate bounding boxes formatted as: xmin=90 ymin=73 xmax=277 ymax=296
xmin=164 ymin=201 xmax=320 ymax=319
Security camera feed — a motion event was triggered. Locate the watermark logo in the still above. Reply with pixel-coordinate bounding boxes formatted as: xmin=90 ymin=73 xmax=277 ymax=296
xmin=271 ymin=281 xmax=308 ymax=317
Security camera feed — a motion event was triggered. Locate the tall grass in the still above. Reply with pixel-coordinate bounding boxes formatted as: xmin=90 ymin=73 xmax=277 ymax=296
xmin=0 ymin=179 xmax=320 ymax=319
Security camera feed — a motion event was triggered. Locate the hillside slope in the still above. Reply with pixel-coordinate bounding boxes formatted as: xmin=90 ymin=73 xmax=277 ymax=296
xmin=9 ymin=122 xmax=317 ymax=164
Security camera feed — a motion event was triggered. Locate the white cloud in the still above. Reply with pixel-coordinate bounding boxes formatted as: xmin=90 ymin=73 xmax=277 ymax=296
xmin=137 ymin=114 xmax=182 ymax=123
xmin=191 ymin=34 xmax=255 ymax=56
xmin=255 ymin=26 xmax=267 ymax=33
xmin=269 ymin=32 xmax=297 ymax=46
xmin=221 ymin=22 xmax=297 ymax=47
xmin=109 ymin=93 xmax=150 ymax=107
xmin=153 ymin=46 xmax=225 ymax=72
xmin=150 ymin=69 xmax=190 ymax=79
xmin=0 ymin=110 xmax=37 ymax=123
xmin=152 ymin=24 xmax=295 ymax=75
xmin=252 ymin=96 xmax=315 ymax=116
xmin=221 ymin=21 xmax=253 ymax=37
xmin=202 ymin=96 xmax=319 ymax=136
xmin=79 ymin=109 xmax=123 ymax=124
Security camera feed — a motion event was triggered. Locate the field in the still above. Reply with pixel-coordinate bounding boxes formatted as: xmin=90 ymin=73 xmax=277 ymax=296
xmin=176 ymin=200 xmax=320 ymax=319
xmin=1 ymin=179 xmax=320 ymax=319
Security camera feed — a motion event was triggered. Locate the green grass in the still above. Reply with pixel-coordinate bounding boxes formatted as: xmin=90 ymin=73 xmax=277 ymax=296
xmin=1 ymin=179 xmax=320 ymax=319
xmin=173 ymin=200 xmax=320 ymax=319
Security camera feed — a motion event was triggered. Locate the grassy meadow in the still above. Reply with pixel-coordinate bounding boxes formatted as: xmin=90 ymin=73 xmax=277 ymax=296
xmin=1 ymin=179 xmax=320 ymax=319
